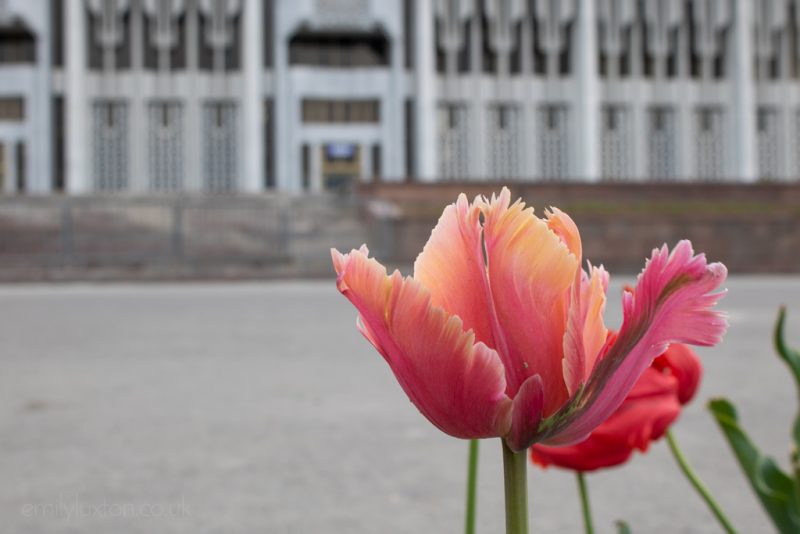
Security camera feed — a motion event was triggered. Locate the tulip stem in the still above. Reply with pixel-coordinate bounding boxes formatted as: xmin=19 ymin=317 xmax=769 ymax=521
xmin=576 ymin=472 xmax=594 ymax=534
xmin=501 ymin=439 xmax=529 ymax=534
xmin=465 ymin=439 xmax=479 ymax=534
xmin=666 ymin=429 xmax=738 ymax=534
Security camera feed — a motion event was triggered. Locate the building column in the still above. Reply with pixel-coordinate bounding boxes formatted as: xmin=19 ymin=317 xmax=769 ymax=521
xmin=733 ymin=0 xmax=756 ymax=182
xmin=129 ymin=1 xmax=147 ymax=192
xmin=242 ymin=0 xmax=264 ymax=193
xmin=309 ymin=143 xmax=322 ymax=192
xmin=31 ymin=3 xmax=52 ymax=192
xmin=274 ymin=3 xmax=297 ymax=192
xmin=185 ymin=1 xmax=202 ymax=192
xmin=414 ymin=0 xmax=437 ymax=181
xmin=66 ymin=0 xmax=89 ymax=193
xmin=575 ymin=0 xmax=600 ymax=181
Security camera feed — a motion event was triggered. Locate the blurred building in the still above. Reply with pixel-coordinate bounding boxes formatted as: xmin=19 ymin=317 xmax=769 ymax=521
xmin=0 ymin=0 xmax=797 ymax=194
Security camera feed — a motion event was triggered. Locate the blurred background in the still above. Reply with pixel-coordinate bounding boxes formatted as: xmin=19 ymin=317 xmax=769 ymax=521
xmin=1 ymin=0 xmax=799 ymax=532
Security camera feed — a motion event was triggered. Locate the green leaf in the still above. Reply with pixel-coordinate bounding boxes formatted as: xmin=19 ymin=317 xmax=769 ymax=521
xmin=774 ymin=307 xmax=800 ymax=450
xmin=709 ymin=398 xmax=800 ymax=534
xmin=615 ymin=520 xmax=632 ymax=534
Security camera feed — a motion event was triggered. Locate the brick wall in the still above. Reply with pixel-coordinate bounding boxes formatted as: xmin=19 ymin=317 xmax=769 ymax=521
xmin=359 ymin=182 xmax=800 ymax=274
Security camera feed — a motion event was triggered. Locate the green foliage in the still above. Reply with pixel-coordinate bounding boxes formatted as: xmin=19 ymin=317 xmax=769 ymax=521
xmin=708 ymin=308 xmax=800 ymax=534
xmin=615 ymin=520 xmax=632 ymax=534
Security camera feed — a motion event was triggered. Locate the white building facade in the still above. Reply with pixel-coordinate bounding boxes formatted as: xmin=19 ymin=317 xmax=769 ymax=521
xmin=0 ymin=0 xmax=798 ymax=194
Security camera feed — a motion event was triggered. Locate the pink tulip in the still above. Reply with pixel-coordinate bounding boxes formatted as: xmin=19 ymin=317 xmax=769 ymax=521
xmin=332 ymin=188 xmax=727 ymax=452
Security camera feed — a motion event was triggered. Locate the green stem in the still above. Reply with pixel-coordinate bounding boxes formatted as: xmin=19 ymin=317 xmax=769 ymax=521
xmin=501 ymin=439 xmax=529 ymax=534
xmin=576 ymin=472 xmax=594 ymax=534
xmin=465 ymin=439 xmax=479 ymax=534
xmin=666 ymin=429 xmax=738 ymax=534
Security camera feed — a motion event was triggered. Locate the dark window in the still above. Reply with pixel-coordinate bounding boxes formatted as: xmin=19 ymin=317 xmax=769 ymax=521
xmin=87 ymin=9 xmax=131 ymax=70
xmin=289 ymin=30 xmax=389 ymax=67
xmin=15 ymin=142 xmax=26 ymax=193
xmin=403 ymin=0 xmax=414 ymax=69
xmin=0 ymin=21 xmax=36 ymax=64
xmin=52 ymin=96 xmax=65 ymax=191
xmin=301 ymin=144 xmax=311 ymax=191
xmin=559 ymin=21 xmax=573 ymax=75
xmin=371 ymin=144 xmax=381 ymax=179
xmin=0 ymin=97 xmax=24 ymax=121
xmin=144 ymin=13 xmax=187 ymax=70
xmin=51 ymin=0 xmax=64 ymax=66
xmin=264 ymin=0 xmax=274 ymax=67
xmin=404 ymin=99 xmax=415 ymax=179
xmin=301 ymin=100 xmax=380 ymax=124
xmin=264 ymin=99 xmax=274 ymax=188
xmin=198 ymin=11 xmax=241 ymax=71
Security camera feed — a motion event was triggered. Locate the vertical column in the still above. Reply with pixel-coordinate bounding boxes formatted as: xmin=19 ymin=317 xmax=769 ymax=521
xmin=30 ymin=2 xmax=52 ymax=192
xmin=242 ymin=0 xmax=264 ymax=193
xmin=274 ymin=2 xmax=296 ymax=191
xmin=309 ymin=143 xmax=322 ymax=192
xmin=185 ymin=1 xmax=202 ymax=191
xmin=130 ymin=1 xmax=146 ymax=192
xmin=360 ymin=142 xmax=373 ymax=183
xmin=676 ymin=18 xmax=693 ymax=180
xmin=381 ymin=1 xmax=404 ymax=182
xmin=575 ymin=0 xmax=599 ymax=181
xmin=733 ymin=0 xmax=756 ymax=181
xmin=66 ymin=0 xmax=89 ymax=193
xmin=471 ymin=6 xmax=486 ymax=180
xmin=414 ymin=0 xmax=437 ymax=181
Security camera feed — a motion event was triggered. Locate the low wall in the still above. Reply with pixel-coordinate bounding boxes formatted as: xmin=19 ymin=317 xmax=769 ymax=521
xmin=0 ymin=194 xmax=367 ymax=281
xmin=359 ymin=182 xmax=800 ymax=274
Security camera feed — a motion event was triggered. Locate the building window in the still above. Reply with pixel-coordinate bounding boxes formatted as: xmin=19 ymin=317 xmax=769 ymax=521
xmin=538 ymin=105 xmax=569 ymax=179
xmin=404 ymin=99 xmax=415 ymax=179
xmin=148 ymin=101 xmax=184 ymax=191
xmin=301 ymin=100 xmax=380 ymax=124
xmin=0 ymin=143 xmax=5 ymax=191
xmin=0 ymin=22 xmax=36 ymax=64
xmin=487 ymin=104 xmax=521 ymax=180
xmin=51 ymin=0 xmax=65 ymax=67
xmin=198 ymin=8 xmax=242 ymax=71
xmin=52 ymin=96 xmax=65 ymax=191
xmin=695 ymin=107 xmax=725 ymax=180
xmin=0 ymin=97 xmax=25 ymax=121
xmin=371 ymin=143 xmax=381 ymax=179
xmin=264 ymin=99 xmax=274 ymax=188
xmin=93 ymin=100 xmax=130 ymax=191
xmin=15 ymin=141 xmax=25 ymax=192
xmin=648 ymin=106 xmax=677 ymax=180
xmin=143 ymin=9 xmax=187 ymax=71
xmin=601 ymin=105 xmax=633 ymax=180
xmin=437 ymin=103 xmax=470 ymax=179
xmin=289 ymin=31 xmax=390 ymax=67
xmin=203 ymin=101 xmax=238 ymax=192
xmin=757 ymin=107 xmax=782 ymax=181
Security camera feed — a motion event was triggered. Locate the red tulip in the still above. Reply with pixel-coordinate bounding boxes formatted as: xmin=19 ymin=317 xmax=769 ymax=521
xmin=530 ymin=342 xmax=702 ymax=471
xmin=332 ymin=188 xmax=726 ymax=451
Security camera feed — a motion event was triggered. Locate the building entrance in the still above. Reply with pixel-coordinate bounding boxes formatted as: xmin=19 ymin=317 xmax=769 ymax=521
xmin=321 ymin=143 xmax=360 ymax=191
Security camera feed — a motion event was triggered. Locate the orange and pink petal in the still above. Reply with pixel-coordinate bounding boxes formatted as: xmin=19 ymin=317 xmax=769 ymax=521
xmin=479 ymin=189 xmax=579 ymax=416
xmin=538 ymin=240 xmax=726 ymax=446
xmin=332 ymin=246 xmax=513 ymax=439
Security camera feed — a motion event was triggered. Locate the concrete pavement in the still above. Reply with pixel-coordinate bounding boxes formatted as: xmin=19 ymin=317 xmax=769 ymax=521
xmin=0 ymin=277 xmax=799 ymax=533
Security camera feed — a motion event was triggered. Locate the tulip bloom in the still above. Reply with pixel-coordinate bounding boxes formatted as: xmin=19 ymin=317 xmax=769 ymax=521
xmin=332 ymin=188 xmax=726 ymax=452
xmin=530 ymin=342 xmax=702 ymax=471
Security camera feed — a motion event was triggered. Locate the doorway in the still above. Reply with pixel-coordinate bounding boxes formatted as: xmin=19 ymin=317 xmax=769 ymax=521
xmin=321 ymin=142 xmax=360 ymax=191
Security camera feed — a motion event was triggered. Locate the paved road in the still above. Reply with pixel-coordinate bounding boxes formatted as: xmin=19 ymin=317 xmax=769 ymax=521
xmin=1 ymin=277 xmax=799 ymax=533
